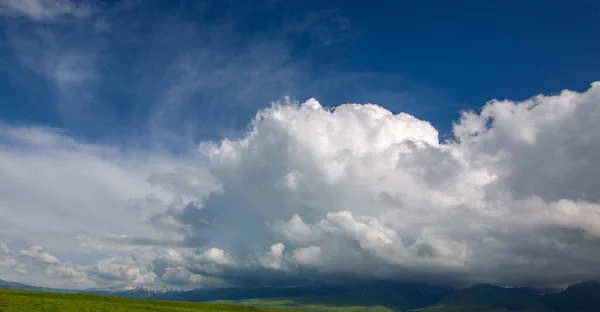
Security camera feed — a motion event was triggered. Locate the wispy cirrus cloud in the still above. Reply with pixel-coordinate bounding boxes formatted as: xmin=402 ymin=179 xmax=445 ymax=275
xmin=1 ymin=0 xmax=434 ymax=145
xmin=0 ymin=0 xmax=92 ymax=22
xmin=0 ymin=0 xmax=112 ymax=133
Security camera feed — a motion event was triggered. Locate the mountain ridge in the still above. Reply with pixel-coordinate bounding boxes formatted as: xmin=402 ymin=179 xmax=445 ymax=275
xmin=2 ymin=278 xmax=600 ymax=311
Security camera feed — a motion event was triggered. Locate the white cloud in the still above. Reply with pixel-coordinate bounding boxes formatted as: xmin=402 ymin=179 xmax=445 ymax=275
xmin=21 ymin=246 xmax=61 ymax=265
xmin=291 ymin=245 xmax=322 ymax=267
xmin=198 ymin=248 xmax=234 ymax=266
xmin=258 ymin=243 xmax=288 ymax=271
xmin=271 ymin=214 xmax=318 ymax=246
xmin=0 ymin=256 xmax=28 ymax=275
xmin=0 ymin=124 xmax=217 ymax=288
xmin=4 ymin=243 xmax=88 ymax=287
xmin=0 ymin=124 xmax=216 ymax=242
xmin=0 ymin=242 xmax=28 ymax=276
xmin=88 ymin=256 xmax=155 ymax=285
xmin=44 ymin=264 xmax=83 ymax=279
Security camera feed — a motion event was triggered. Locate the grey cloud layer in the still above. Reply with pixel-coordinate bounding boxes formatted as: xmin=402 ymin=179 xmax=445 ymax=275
xmin=2 ymin=83 xmax=600 ymax=289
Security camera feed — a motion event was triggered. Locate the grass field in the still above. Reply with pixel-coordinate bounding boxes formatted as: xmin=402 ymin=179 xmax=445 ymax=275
xmin=0 ymin=290 xmax=284 ymax=312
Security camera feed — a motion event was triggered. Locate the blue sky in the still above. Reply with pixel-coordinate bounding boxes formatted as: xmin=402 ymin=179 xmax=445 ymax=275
xmin=1 ymin=0 xmax=600 ymax=290
xmin=2 ymin=0 xmax=598 ymax=146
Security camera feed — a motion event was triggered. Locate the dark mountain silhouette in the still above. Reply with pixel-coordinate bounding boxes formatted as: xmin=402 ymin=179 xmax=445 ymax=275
xmin=156 ymin=281 xmax=455 ymax=310
xmin=423 ymin=283 xmax=544 ymax=311
xmin=418 ymin=281 xmax=600 ymax=312
xmin=545 ymin=281 xmax=600 ymax=312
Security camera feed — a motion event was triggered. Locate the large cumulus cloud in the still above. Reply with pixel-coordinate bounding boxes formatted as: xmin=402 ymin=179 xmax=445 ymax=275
xmin=151 ymin=83 xmax=600 ymax=288
xmin=2 ymin=83 xmax=600 ymax=289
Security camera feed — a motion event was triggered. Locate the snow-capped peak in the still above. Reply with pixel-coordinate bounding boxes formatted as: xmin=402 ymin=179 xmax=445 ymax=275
xmin=99 ymin=284 xmax=175 ymax=293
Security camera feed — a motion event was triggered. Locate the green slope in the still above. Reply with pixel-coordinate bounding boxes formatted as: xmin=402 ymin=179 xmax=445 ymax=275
xmin=0 ymin=290 xmax=284 ymax=312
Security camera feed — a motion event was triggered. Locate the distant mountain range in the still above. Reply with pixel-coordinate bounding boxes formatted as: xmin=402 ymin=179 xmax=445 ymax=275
xmin=2 ymin=278 xmax=600 ymax=311
xmin=417 ymin=282 xmax=600 ymax=312
xmin=82 ymin=284 xmax=176 ymax=299
xmin=0 ymin=279 xmax=75 ymax=294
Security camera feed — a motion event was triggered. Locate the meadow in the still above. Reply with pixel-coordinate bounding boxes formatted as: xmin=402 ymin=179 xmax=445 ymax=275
xmin=0 ymin=290 xmax=283 ymax=312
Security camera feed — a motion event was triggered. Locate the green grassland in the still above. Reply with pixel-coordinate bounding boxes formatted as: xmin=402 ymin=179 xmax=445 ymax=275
xmin=0 ymin=290 xmax=551 ymax=312
xmin=0 ymin=290 xmax=394 ymax=312
xmin=0 ymin=290 xmax=284 ymax=312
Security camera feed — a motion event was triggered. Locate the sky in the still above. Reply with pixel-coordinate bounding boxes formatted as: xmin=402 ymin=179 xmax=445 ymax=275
xmin=0 ymin=0 xmax=599 ymax=290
